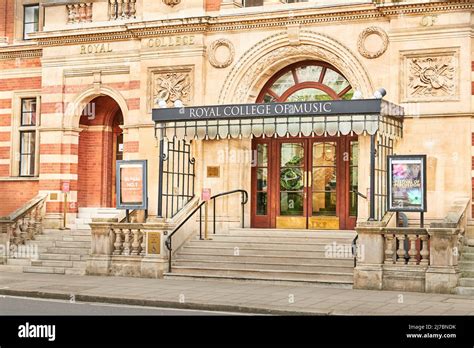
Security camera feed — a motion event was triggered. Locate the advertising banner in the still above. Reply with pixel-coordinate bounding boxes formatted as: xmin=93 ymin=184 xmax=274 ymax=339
xmin=116 ymin=160 xmax=148 ymax=210
xmin=387 ymin=155 xmax=426 ymax=212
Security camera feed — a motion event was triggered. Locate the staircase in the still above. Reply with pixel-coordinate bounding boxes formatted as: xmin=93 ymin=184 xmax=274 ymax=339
xmin=1 ymin=229 xmax=91 ymax=275
xmin=456 ymin=226 xmax=474 ymax=296
xmin=68 ymin=207 xmax=122 ymax=230
xmin=164 ymin=228 xmax=356 ymax=287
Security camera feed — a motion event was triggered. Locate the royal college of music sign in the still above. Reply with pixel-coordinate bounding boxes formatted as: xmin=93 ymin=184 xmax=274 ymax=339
xmin=152 ymin=99 xmax=385 ymax=122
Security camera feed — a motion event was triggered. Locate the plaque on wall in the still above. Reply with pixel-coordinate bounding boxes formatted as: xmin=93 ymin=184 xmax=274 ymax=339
xmin=207 ymin=166 xmax=220 ymax=178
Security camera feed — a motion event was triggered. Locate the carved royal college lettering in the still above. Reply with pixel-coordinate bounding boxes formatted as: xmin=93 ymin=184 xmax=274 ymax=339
xmin=147 ymin=36 xmax=195 ymax=48
xmin=80 ymin=43 xmax=113 ymax=55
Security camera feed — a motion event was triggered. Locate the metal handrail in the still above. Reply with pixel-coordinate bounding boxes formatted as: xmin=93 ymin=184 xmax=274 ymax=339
xmin=351 ymin=234 xmax=358 ymax=268
xmin=165 ymin=189 xmax=248 ymax=273
xmin=352 ymin=190 xmax=367 ymax=200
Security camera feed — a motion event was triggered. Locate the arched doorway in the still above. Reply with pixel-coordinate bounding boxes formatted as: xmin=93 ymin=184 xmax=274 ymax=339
xmin=251 ymin=61 xmax=359 ymax=230
xmin=77 ymin=96 xmax=124 ymax=208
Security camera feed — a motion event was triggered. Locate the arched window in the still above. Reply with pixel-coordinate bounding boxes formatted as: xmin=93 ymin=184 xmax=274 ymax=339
xmin=257 ymin=61 xmax=353 ymax=103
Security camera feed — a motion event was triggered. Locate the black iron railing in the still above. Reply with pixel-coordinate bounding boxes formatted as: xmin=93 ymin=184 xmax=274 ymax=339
xmin=165 ymin=189 xmax=248 ymax=273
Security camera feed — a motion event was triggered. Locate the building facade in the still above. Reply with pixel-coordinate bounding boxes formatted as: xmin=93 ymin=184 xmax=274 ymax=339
xmin=0 ymin=0 xmax=473 ymax=290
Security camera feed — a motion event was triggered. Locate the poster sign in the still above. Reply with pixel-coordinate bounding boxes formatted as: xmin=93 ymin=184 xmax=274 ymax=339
xmin=201 ymin=188 xmax=211 ymax=202
xmin=387 ymin=155 xmax=426 ymax=212
xmin=61 ymin=182 xmax=70 ymax=193
xmin=116 ymin=160 xmax=148 ymax=210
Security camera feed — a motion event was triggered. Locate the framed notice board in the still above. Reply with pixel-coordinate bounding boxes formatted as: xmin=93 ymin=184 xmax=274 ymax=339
xmin=116 ymin=160 xmax=148 ymax=210
xmin=387 ymin=155 xmax=427 ymax=212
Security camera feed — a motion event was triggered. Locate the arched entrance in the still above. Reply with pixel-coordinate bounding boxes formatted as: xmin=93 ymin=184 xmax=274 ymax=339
xmin=251 ymin=61 xmax=359 ymax=230
xmin=77 ymin=96 xmax=124 ymax=208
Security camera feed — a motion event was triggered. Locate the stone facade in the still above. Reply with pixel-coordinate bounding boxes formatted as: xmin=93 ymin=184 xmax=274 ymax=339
xmin=0 ymin=1 xmax=473 ymax=282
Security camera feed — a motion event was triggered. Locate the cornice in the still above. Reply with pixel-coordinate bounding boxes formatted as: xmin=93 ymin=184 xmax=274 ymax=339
xmin=0 ymin=1 xmax=471 ymax=50
xmin=0 ymin=46 xmax=42 ymax=60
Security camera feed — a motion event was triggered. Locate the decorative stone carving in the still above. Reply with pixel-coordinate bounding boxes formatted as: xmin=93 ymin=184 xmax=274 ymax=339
xmin=207 ymin=39 xmax=235 ymax=69
xmin=148 ymin=66 xmax=193 ymax=110
xmin=401 ymin=48 xmax=458 ymax=102
xmin=219 ymin=31 xmax=373 ymax=104
xmin=162 ymin=0 xmax=181 ymax=7
xmin=420 ymin=15 xmax=437 ymax=27
xmin=357 ymin=27 xmax=388 ymax=59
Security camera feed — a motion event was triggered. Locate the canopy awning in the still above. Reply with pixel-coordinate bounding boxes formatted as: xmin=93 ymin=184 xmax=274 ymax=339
xmin=152 ymin=99 xmax=404 ymax=140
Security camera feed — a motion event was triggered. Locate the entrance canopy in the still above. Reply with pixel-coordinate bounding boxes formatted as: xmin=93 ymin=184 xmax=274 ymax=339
xmin=152 ymin=99 xmax=404 ymax=140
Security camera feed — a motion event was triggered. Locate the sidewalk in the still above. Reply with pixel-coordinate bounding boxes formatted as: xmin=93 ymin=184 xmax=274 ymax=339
xmin=0 ymin=272 xmax=473 ymax=315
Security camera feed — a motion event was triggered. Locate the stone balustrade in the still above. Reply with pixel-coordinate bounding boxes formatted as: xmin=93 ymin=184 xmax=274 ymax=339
xmin=66 ymin=3 xmax=93 ymax=24
xmin=382 ymin=229 xmax=429 ymax=266
xmin=109 ymin=0 xmax=137 ymax=20
xmin=111 ymin=224 xmax=146 ymax=256
xmin=354 ymin=197 xmax=470 ymax=293
xmin=0 ymin=195 xmax=47 ymax=264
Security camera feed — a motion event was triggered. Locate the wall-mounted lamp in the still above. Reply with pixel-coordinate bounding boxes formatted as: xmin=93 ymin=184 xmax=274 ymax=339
xmin=373 ymin=88 xmax=387 ymax=99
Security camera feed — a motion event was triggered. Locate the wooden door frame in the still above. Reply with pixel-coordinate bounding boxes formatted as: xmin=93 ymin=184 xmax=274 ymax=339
xmin=251 ymin=135 xmax=358 ymax=229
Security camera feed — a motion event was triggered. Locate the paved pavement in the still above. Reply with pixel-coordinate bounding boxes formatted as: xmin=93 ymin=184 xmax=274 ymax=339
xmin=0 ymin=272 xmax=473 ymax=315
xmin=0 ymin=296 xmax=241 ymax=316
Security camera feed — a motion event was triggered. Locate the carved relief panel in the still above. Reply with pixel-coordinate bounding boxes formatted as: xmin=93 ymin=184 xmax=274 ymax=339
xmin=148 ymin=66 xmax=193 ymax=111
xmin=400 ymin=48 xmax=459 ymax=102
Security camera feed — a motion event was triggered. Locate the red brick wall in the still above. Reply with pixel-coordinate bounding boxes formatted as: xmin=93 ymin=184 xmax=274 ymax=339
xmin=0 ymin=0 xmax=15 ymax=44
xmin=206 ymin=0 xmax=221 ymax=11
xmin=77 ymin=96 xmax=122 ymax=208
xmin=0 ymin=180 xmax=39 ymax=216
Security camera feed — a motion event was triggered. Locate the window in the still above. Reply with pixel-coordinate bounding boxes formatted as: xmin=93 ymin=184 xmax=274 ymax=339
xmin=23 ymin=4 xmax=39 ymax=40
xmin=19 ymin=98 xmax=37 ymax=176
xmin=258 ymin=61 xmax=353 ymax=103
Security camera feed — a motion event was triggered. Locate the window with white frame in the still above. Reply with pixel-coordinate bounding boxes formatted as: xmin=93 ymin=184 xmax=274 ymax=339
xmin=23 ymin=4 xmax=40 ymax=40
xmin=18 ymin=98 xmax=38 ymax=176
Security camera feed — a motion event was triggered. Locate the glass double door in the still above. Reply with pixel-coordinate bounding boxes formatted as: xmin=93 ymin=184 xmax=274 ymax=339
xmin=251 ymin=136 xmax=358 ymax=230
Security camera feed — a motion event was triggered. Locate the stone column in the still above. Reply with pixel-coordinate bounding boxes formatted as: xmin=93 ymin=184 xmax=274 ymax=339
xmin=353 ymin=225 xmax=385 ymax=290
xmin=425 ymin=228 xmax=460 ymax=293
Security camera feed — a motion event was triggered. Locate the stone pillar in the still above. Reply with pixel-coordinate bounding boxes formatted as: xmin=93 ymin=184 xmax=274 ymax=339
xmin=86 ymin=219 xmax=117 ymax=276
xmin=353 ymin=226 xmax=385 ymax=290
xmin=425 ymin=228 xmax=460 ymax=293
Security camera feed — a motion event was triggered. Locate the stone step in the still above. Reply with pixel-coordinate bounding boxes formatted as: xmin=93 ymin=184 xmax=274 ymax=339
xmin=164 ymin=271 xmax=353 ymax=286
xmin=32 ymin=260 xmax=73 ymax=268
xmin=210 ymin=234 xmax=353 ymax=244
xmin=61 ymin=235 xmax=91 ymax=242
xmin=176 ymin=252 xmax=354 ymax=265
xmin=173 ymin=259 xmax=353 ymax=273
xmin=55 ymin=241 xmax=90 ymax=248
xmin=459 ymin=278 xmax=474 ymax=287
xmin=42 ymin=229 xmax=91 ymax=236
xmin=187 ymin=239 xmax=348 ymax=251
xmin=169 ymin=266 xmax=354 ymax=283
xmin=455 ymin=286 xmax=474 ymax=296
xmin=65 ymin=268 xmax=86 ymax=275
xmin=461 ymin=270 xmax=474 ymax=278
xmin=39 ymin=253 xmax=88 ymax=261
xmin=0 ymin=264 xmax=24 ymax=273
xmin=227 ymin=228 xmax=356 ymax=239
xmin=460 ymin=260 xmax=474 ymax=267
xmin=462 ymin=246 xmax=474 ymax=253
xmin=24 ymin=240 xmax=55 ymax=247
xmin=461 ymin=252 xmax=474 ymax=261
xmin=23 ymin=266 xmax=65 ymax=274
xmin=46 ymin=247 xmax=89 ymax=255
xmin=67 ymin=224 xmax=91 ymax=230
xmin=180 ymin=246 xmax=330 ymax=258
xmin=6 ymin=258 xmax=32 ymax=266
